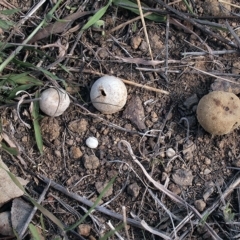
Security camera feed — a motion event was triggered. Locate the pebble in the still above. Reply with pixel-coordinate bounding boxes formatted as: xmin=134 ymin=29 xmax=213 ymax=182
xmin=204 ymin=158 xmax=211 ymax=165
xmin=166 ymin=148 xmax=176 ymax=158
xmin=127 ymin=182 xmax=140 ymax=198
xmin=82 ymin=154 xmax=100 ymax=170
xmin=168 ymin=183 xmax=181 ymax=195
xmin=131 ymin=36 xmax=142 ymax=49
xmin=86 ymin=137 xmax=98 ymax=149
xmin=194 ymin=199 xmax=206 ymax=212
xmin=95 ymin=181 xmax=113 ymax=198
xmin=172 ymin=169 xmax=193 ymax=186
xmin=70 ymin=146 xmax=83 ymax=159
xmin=78 ymin=224 xmax=91 ymax=236
xmin=203 ymin=168 xmax=211 ymax=175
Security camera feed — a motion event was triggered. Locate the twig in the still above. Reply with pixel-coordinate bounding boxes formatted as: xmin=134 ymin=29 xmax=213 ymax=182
xmin=109 ymin=12 xmax=153 ymax=33
xmin=73 ymin=101 xmax=157 ymax=137
xmin=189 ymin=66 xmax=240 ymax=85
xmin=181 ymin=49 xmax=238 ymax=56
xmin=71 ymin=69 xmax=169 ymax=94
xmin=165 ymin=14 xmax=170 ymax=79
xmin=107 ymin=221 xmax=124 ymax=240
xmin=118 ymin=140 xmax=222 ymax=240
xmin=136 ymin=0 xmax=153 ymax=60
xmin=122 ymin=206 xmax=131 ymax=240
xmin=18 ymin=181 xmax=51 ymax=238
xmin=110 ymin=35 xmax=145 ymax=81
xmin=155 ymin=0 xmax=238 ymax=49
xmin=37 ymin=173 xmax=167 ymax=234
xmin=225 ymin=21 xmax=240 ymax=48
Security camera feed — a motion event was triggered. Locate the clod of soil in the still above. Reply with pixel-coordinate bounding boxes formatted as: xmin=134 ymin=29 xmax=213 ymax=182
xmin=39 ymin=88 xmax=70 ymax=117
xmin=196 ymin=91 xmax=240 ymax=135
xmin=82 ymin=154 xmax=100 ymax=170
xmin=90 ymin=75 xmax=127 ymax=114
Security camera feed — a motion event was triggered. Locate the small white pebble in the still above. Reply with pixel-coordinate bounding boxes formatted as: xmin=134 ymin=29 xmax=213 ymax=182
xmin=166 ymin=148 xmax=176 ymax=158
xmin=86 ymin=137 xmax=98 ymax=149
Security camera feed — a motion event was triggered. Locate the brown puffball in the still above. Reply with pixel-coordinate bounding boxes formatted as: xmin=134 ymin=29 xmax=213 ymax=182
xmin=197 ymin=91 xmax=240 ymax=135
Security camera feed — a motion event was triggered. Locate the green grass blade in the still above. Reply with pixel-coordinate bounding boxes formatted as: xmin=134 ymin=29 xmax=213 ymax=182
xmin=28 ymin=224 xmax=42 ymax=240
xmin=1 ymin=142 xmax=19 ymax=155
xmin=32 ymin=91 xmax=43 ymax=155
xmin=7 ymin=84 xmax=35 ymax=100
xmin=182 ymin=0 xmax=194 ymax=14
xmin=100 ymin=223 xmax=124 ymax=240
xmin=113 ymin=0 xmax=166 ymax=22
xmin=40 ymin=214 xmax=46 ymax=239
xmin=2 ymin=73 xmax=43 ymax=85
xmin=65 ymin=175 xmax=117 ymax=231
xmin=81 ymin=0 xmax=112 ymax=31
xmin=0 ymin=0 xmax=63 ymax=72
xmin=0 ymin=9 xmax=20 ymax=15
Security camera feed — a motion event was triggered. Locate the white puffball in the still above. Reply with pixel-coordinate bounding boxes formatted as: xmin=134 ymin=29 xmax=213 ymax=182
xmin=90 ymin=75 xmax=127 ymax=114
xmin=86 ymin=137 xmax=98 ymax=149
xmin=166 ymin=148 xmax=176 ymax=158
xmin=39 ymin=88 xmax=70 ymax=117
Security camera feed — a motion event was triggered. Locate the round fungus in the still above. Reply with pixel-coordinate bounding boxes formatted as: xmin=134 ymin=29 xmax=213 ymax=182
xmin=196 ymin=91 xmax=240 ymax=135
xmin=90 ymin=75 xmax=127 ymax=114
xmin=39 ymin=88 xmax=70 ymax=117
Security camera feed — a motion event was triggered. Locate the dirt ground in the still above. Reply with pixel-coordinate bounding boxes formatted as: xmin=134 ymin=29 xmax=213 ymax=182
xmin=1 ymin=0 xmax=240 ymax=239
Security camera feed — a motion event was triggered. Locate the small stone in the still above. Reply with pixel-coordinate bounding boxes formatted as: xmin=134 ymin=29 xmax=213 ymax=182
xmin=168 ymin=183 xmax=181 ymax=195
xmin=204 ymin=158 xmax=211 ymax=165
xmin=22 ymin=136 xmax=28 ymax=142
xmin=82 ymin=155 xmax=100 ymax=169
xmin=166 ymin=148 xmax=176 ymax=158
xmin=54 ymin=150 xmax=61 ymax=158
xmin=127 ymin=182 xmax=140 ymax=198
xmin=41 ymin=117 xmax=61 ymax=142
xmin=183 ymin=94 xmax=199 ymax=110
xmin=78 ymin=224 xmax=91 ymax=237
xmin=68 ymin=119 xmax=88 ymax=134
xmin=172 ymin=169 xmax=193 ymax=186
xmin=161 ymin=172 xmax=168 ymax=182
xmin=139 ymin=41 xmax=148 ymax=52
xmin=131 ymin=36 xmax=142 ymax=49
xmin=151 ymin=111 xmax=158 ymax=122
xmin=95 ymin=181 xmax=113 ymax=198
xmin=86 ymin=137 xmax=98 ymax=149
xmin=194 ymin=199 xmax=206 ymax=212
xmin=70 ymin=146 xmax=83 ymax=159
xmin=203 ymin=168 xmax=211 ymax=175
xmin=0 ymin=211 xmax=13 ymax=236
xmin=233 ymin=159 xmax=240 ymax=168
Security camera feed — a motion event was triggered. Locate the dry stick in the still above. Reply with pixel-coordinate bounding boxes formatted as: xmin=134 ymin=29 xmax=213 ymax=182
xmin=110 ymin=35 xmax=145 ymax=81
xmin=18 ymin=181 xmax=51 ymax=238
xmin=202 ymin=174 xmax=240 ymax=219
xmin=122 ymin=206 xmax=131 ymax=240
xmin=136 ymin=0 xmax=153 ymax=60
xmin=154 ymin=0 xmax=238 ymax=49
xmin=189 ymin=66 xmax=240 ymax=85
xmin=73 ymin=102 xmax=156 ymax=137
xmin=109 ymin=12 xmax=153 ymax=33
xmin=119 ymin=140 xmax=222 ymax=240
xmin=37 ymin=174 xmax=167 ymax=234
xmin=225 ymin=21 xmax=240 ymax=48
xmin=80 ymin=69 xmax=169 ymax=94
xmin=165 ymin=14 xmax=170 ymax=79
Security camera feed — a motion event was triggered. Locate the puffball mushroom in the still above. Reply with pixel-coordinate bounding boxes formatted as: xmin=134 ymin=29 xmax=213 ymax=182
xmin=86 ymin=137 xmax=98 ymax=149
xmin=39 ymin=88 xmax=70 ymax=117
xmin=196 ymin=91 xmax=240 ymax=135
xmin=90 ymin=76 xmax=127 ymax=114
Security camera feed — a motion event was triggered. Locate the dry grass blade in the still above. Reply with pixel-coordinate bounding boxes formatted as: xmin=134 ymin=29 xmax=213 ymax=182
xmin=136 ymin=0 xmax=153 ymax=60
xmin=118 ymin=140 xmax=222 ymax=240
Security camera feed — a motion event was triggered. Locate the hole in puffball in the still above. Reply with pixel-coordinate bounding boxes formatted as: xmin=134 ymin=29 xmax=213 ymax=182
xmin=100 ymin=89 xmax=106 ymax=96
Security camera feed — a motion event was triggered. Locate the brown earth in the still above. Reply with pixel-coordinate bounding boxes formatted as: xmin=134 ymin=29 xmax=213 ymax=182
xmin=1 ymin=0 xmax=240 ymax=239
